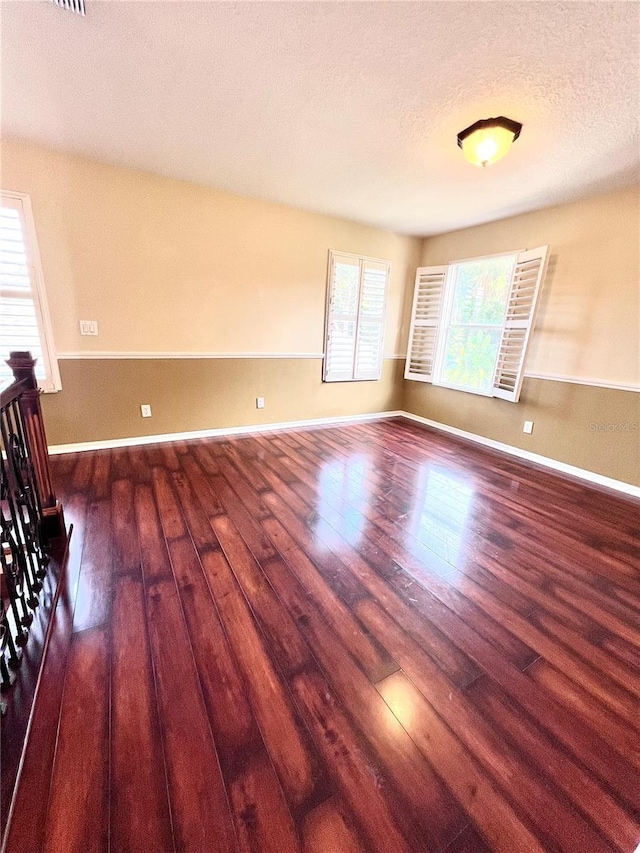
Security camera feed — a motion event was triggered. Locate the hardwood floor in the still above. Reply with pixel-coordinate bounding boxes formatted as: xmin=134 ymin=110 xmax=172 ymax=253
xmin=4 ymin=418 xmax=639 ymax=852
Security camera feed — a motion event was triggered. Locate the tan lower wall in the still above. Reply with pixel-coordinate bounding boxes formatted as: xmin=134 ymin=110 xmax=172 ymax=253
xmin=402 ymin=379 xmax=640 ymax=486
xmin=41 ymin=358 xmax=639 ymax=487
xmin=42 ymin=357 xmax=404 ymax=446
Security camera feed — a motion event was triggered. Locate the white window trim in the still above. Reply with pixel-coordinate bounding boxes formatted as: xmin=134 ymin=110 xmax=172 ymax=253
xmin=432 ymin=250 xmax=520 ymax=398
xmin=1 ymin=190 xmax=61 ymax=392
xmin=323 ymin=249 xmax=391 ymax=383
xmin=405 ymin=246 xmax=549 ymax=403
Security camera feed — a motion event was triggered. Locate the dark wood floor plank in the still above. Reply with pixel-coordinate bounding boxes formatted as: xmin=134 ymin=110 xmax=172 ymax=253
xmin=111 ymin=447 xmax=135 ymax=481
xmin=42 ymin=626 xmax=110 ymax=853
xmin=368 ymin=534 xmax=539 ymax=670
xmin=111 ymin=478 xmax=141 ymax=576
xmin=431 ymin=567 xmax=640 ymax=722
xmin=466 ymin=676 xmax=640 ymax=852
xmin=171 ymin=468 xmax=222 ymax=552
xmin=291 ymin=669 xmax=415 ymax=853
xmin=357 ymin=597 xmax=640 ymax=822
xmin=254 ymin=436 xmax=634 ymax=802
xmin=211 ymin=514 xmax=315 ymax=677
xmin=301 ymin=797 xmax=368 ymax=853
xmin=444 ymin=825 xmax=494 ymax=853
xmin=526 ymin=658 xmax=639 ymax=764
xmin=261 ymin=489 xmax=494 ymax=689
xmin=207 ymin=469 xmax=277 ymax=564
xmin=527 ymin=606 xmax=640 ymax=703
xmin=8 ymin=419 xmax=639 ymax=853
xmin=110 ymin=575 xmax=174 ymax=852
xmin=151 ymin=465 xmax=188 ymax=541
xmin=143 ymin=579 xmax=237 ymax=853
xmin=164 ymin=534 xmax=263 ymax=777
xmin=361 ymin=600 xmax=629 ymax=852
xmin=159 ymin=441 xmax=182 ymax=472
xmin=199 ymin=547 xmax=331 ymax=818
xmin=353 ymin=420 xmax=639 ymax=585
xmin=218 ymin=454 xmax=272 ymax=517
xmin=258 ymin=453 xmax=538 ymax=671
xmin=178 ymin=451 xmax=226 ymax=517
xmin=469 ymin=547 xmax=640 ymax=645
xmin=133 ymin=483 xmax=175 ymax=584
xmin=69 ymin=450 xmax=95 ymax=493
xmin=127 ymin=446 xmax=152 ymax=484
xmin=72 ymin=499 xmax=113 ymax=632
xmin=229 ymin=752 xmax=301 ymax=853
xmin=377 ymin=671 xmax=545 ymax=853
xmin=259 ymin=554 xmax=468 ymax=852
xmin=152 ymin=471 xmax=306 ymax=850
xmin=89 ymin=450 xmax=112 ymax=500
xmin=223 ymin=442 xmax=271 ymax=492
xmin=481 ymin=544 xmax=640 ymax=636
xmin=599 ymin=632 xmax=640 ymax=671
xmin=261 ymin=517 xmax=398 ymax=684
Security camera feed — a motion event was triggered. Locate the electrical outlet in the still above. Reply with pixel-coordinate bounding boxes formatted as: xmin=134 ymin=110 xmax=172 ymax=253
xmin=256 ymin=397 xmax=265 ymax=409
xmin=141 ymin=404 xmax=152 ymax=418
xmin=79 ymin=320 xmax=99 ymax=336
xmin=523 ymin=420 xmax=534 ymax=434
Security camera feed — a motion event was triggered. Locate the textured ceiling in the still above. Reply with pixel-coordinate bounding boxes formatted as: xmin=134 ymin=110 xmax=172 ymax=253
xmin=1 ymin=1 xmax=639 ymax=235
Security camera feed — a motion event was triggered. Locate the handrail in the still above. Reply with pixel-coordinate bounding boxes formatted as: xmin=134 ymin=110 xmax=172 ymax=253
xmin=0 ymin=378 xmax=30 ymax=410
xmin=1 ymin=351 xmax=66 ymax=710
xmin=3 ymin=352 xmax=63 ymax=531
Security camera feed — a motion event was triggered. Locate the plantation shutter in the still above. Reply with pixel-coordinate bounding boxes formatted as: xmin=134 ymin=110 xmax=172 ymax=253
xmin=0 ymin=193 xmax=58 ymax=391
xmin=404 ymin=265 xmax=447 ymax=382
xmin=354 ymin=260 xmax=388 ymax=380
xmin=492 ymin=246 xmax=548 ymax=402
xmin=324 ymin=252 xmax=389 ymax=382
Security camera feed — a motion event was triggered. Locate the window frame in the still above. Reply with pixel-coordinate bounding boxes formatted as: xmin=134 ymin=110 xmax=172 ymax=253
xmin=1 ymin=190 xmax=61 ymax=392
xmin=432 ymin=249 xmax=520 ymax=398
xmin=323 ymin=249 xmax=391 ymax=383
xmin=405 ymin=246 xmax=549 ymax=403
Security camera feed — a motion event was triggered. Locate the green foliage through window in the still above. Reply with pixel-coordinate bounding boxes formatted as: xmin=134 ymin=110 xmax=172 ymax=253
xmin=438 ymin=254 xmax=515 ymax=393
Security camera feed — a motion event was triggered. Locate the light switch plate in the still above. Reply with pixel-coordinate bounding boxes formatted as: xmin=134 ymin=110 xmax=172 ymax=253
xmin=79 ymin=320 xmax=99 ymax=336
xmin=523 ymin=420 xmax=534 ymax=434
xmin=141 ymin=404 xmax=152 ymax=418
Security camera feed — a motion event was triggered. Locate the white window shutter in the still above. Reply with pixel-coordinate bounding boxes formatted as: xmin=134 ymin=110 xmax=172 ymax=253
xmin=354 ymin=260 xmax=388 ymax=380
xmin=324 ymin=253 xmax=360 ymax=382
xmin=0 ymin=193 xmax=59 ymax=391
xmin=404 ymin=265 xmax=447 ymax=382
xmin=493 ymin=246 xmax=549 ymax=402
xmin=324 ymin=252 xmax=389 ymax=382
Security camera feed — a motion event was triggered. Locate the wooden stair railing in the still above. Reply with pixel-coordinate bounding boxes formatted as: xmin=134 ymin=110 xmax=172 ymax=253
xmin=1 ymin=350 xmax=66 ymax=707
xmin=5 ymin=352 xmax=64 ymax=538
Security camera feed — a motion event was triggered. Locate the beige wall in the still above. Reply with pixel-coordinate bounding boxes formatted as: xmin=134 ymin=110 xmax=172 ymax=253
xmin=4 ymin=138 xmax=638 ymax=485
xmin=41 ymin=358 xmax=403 ymax=446
xmin=2 ymin=138 xmax=415 ymax=447
xmin=403 ymin=379 xmax=639 ymax=485
xmin=417 ymin=185 xmax=640 ymax=387
xmin=403 ymin=186 xmax=640 ymax=485
xmin=1 ymin=138 xmax=420 ymax=357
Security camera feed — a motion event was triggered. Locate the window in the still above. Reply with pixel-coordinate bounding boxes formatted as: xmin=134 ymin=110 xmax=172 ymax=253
xmin=324 ymin=250 xmax=390 ymax=382
xmin=0 ymin=191 xmax=60 ymax=391
xmin=405 ymin=247 xmax=548 ymax=402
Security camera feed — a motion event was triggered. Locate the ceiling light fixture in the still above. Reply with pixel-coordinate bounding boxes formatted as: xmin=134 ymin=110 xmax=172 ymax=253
xmin=457 ymin=116 xmax=522 ymax=168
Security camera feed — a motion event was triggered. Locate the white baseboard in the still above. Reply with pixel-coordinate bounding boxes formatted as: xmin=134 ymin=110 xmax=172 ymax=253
xmin=47 ymin=408 xmax=639 ymax=499
xmin=399 ymin=412 xmax=640 ymax=499
xmin=47 ymin=410 xmax=404 ymax=455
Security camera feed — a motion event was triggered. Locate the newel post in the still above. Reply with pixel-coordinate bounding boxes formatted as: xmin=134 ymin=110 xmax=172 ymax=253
xmin=7 ymin=351 xmax=65 ymax=538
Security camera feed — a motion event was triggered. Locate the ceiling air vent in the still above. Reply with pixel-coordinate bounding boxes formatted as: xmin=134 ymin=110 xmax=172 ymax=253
xmin=51 ymin=0 xmax=86 ymax=15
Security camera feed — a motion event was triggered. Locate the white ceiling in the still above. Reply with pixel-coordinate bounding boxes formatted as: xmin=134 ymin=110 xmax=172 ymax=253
xmin=1 ymin=1 xmax=639 ymax=235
